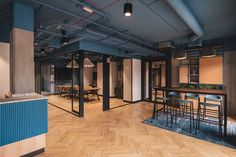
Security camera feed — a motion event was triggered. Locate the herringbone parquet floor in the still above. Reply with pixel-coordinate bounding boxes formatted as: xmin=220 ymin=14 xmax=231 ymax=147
xmin=36 ymin=96 xmax=236 ymax=157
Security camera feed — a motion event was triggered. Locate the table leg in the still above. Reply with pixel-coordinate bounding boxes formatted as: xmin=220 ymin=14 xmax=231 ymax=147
xmin=96 ymin=90 xmax=100 ymax=101
xmin=224 ymin=95 xmax=227 ymax=136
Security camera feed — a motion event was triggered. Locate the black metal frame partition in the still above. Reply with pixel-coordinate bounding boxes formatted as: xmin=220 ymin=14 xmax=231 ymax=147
xmin=70 ymin=52 xmax=84 ymax=117
xmin=142 ymin=55 xmax=172 ymax=102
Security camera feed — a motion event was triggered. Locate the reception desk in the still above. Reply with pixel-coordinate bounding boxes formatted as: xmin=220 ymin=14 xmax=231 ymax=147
xmin=0 ymin=94 xmax=48 ymax=157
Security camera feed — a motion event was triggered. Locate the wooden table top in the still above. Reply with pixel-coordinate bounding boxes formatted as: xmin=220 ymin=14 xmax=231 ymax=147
xmin=153 ymin=86 xmax=227 ymax=96
xmin=58 ymin=85 xmax=100 ymax=91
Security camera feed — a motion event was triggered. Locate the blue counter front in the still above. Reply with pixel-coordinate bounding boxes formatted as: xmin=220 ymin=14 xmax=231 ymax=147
xmin=0 ymin=97 xmax=48 ymax=155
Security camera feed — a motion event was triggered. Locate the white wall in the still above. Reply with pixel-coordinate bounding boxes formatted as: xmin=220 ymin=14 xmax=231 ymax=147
xmin=84 ymin=67 xmax=93 ymax=87
xmin=97 ymin=63 xmax=103 ymax=95
xmin=0 ymin=42 xmax=10 ymax=97
xmin=123 ymin=59 xmax=142 ymax=102
xmin=132 ymin=59 xmax=142 ymax=102
xmin=123 ymin=59 xmax=132 ymax=101
xmin=97 ymin=62 xmax=118 ymax=96
xmin=109 ymin=62 xmax=118 ymax=97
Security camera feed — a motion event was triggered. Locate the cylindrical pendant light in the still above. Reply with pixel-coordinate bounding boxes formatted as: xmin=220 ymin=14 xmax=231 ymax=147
xmin=201 ymin=46 xmax=216 ymax=58
xmin=174 ymin=49 xmax=187 ymax=60
xmin=124 ymin=3 xmax=132 ymax=17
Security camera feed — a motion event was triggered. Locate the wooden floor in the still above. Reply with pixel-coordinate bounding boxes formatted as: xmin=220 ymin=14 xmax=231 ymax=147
xmin=36 ymin=96 xmax=236 ymax=157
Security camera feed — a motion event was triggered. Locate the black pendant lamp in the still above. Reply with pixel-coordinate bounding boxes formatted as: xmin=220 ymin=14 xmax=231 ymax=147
xmin=124 ymin=3 xmax=132 ymax=17
xmin=175 ymin=49 xmax=187 ymax=60
xmin=201 ymin=46 xmax=216 ymax=58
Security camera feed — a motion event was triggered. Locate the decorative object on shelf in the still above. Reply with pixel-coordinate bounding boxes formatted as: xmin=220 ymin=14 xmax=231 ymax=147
xmin=201 ymin=46 xmax=216 ymax=57
xmin=66 ymin=59 xmax=79 ymax=68
xmin=124 ymin=3 xmax=132 ymax=17
xmin=175 ymin=49 xmax=186 ymax=60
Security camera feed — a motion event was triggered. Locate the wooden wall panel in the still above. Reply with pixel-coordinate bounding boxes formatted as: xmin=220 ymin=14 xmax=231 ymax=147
xmin=200 ymin=56 xmax=223 ymax=84
xmin=179 ymin=67 xmax=188 ymax=83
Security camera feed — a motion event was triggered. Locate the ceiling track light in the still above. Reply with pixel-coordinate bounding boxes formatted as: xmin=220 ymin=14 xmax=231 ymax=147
xmin=124 ymin=3 xmax=132 ymax=17
xmin=62 ymin=37 xmax=69 ymax=45
xmin=41 ymin=48 xmax=45 ymax=54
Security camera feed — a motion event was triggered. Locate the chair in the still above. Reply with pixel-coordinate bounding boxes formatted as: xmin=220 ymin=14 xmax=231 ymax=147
xmin=196 ymin=95 xmax=223 ymax=137
xmin=177 ymin=93 xmax=199 ymax=133
xmin=153 ymin=91 xmax=180 ymax=127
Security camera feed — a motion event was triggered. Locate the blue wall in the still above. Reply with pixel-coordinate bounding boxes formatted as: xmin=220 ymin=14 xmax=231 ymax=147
xmin=0 ymin=99 xmax=48 ymax=146
xmin=12 ymin=1 xmax=34 ymax=32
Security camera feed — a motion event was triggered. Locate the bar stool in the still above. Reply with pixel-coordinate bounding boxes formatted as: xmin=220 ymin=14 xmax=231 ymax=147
xmin=177 ymin=93 xmax=199 ymax=133
xmin=196 ymin=95 xmax=223 ymax=137
xmin=153 ymin=91 xmax=180 ymax=127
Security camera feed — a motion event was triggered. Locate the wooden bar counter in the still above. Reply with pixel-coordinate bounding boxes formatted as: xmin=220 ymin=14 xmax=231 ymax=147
xmin=153 ymin=86 xmax=227 ymax=136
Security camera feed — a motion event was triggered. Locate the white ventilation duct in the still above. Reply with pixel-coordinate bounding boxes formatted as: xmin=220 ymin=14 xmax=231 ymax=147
xmin=166 ymin=0 xmax=204 ymax=41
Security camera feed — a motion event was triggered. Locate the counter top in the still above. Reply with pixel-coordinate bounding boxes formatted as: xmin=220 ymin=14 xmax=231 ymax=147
xmin=0 ymin=94 xmax=47 ymax=104
xmin=152 ymin=86 xmax=227 ymax=95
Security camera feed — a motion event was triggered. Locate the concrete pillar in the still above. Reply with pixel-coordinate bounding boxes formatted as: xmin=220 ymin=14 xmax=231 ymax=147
xmin=10 ymin=2 xmax=35 ymax=94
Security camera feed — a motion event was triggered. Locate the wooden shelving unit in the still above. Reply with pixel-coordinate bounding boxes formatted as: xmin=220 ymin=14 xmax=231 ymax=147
xmin=179 ymin=58 xmax=199 ymax=84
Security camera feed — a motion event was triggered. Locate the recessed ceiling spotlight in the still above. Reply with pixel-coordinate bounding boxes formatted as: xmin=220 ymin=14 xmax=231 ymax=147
xmin=124 ymin=3 xmax=132 ymax=17
xmin=83 ymin=6 xmax=93 ymax=13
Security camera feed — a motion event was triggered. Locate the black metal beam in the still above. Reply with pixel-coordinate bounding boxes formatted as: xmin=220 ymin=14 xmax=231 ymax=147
xmin=148 ymin=61 xmax=152 ymax=102
xmin=166 ymin=54 xmax=172 ymax=88
xmin=141 ymin=59 xmax=145 ymax=100
xmin=103 ymin=55 xmax=110 ymax=111
xmin=79 ymin=52 xmax=84 ymax=117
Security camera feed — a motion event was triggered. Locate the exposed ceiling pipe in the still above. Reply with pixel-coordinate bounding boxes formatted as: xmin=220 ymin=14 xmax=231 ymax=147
xmin=139 ymin=0 xmax=181 ymax=33
xmin=165 ymin=0 xmax=204 ymax=41
xmin=35 ymin=23 xmax=163 ymax=56
xmin=71 ymin=0 xmax=110 ymax=22
xmin=31 ymin=0 xmax=153 ymax=47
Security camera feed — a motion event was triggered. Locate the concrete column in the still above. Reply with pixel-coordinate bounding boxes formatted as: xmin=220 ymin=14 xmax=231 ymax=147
xmin=10 ymin=2 xmax=35 ymax=94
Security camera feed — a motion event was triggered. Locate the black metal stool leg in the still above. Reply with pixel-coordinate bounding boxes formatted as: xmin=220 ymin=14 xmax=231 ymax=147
xmin=218 ymin=106 xmax=222 ymax=139
xmin=190 ymin=103 xmax=192 ymax=133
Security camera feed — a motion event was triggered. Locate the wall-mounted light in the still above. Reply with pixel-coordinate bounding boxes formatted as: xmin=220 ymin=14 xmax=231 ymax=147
xmin=83 ymin=6 xmax=93 ymax=13
xmin=41 ymin=48 xmax=45 ymax=54
xmin=175 ymin=49 xmax=186 ymax=60
xmin=201 ymin=46 xmax=216 ymax=58
xmin=124 ymin=3 xmax=132 ymax=17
